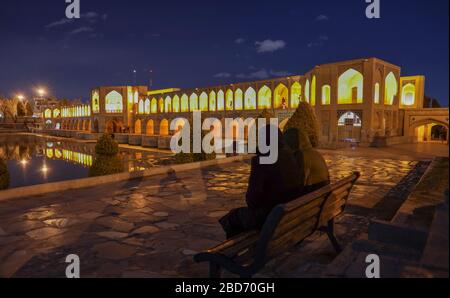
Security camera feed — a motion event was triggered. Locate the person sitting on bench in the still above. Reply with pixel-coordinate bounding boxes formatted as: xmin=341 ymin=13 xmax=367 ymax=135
xmin=219 ymin=126 xmax=304 ymax=239
xmin=284 ymin=128 xmax=330 ymax=195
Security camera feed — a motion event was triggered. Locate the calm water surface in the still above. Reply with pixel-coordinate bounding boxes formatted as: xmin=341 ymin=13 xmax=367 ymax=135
xmin=0 ymin=133 xmax=174 ymax=189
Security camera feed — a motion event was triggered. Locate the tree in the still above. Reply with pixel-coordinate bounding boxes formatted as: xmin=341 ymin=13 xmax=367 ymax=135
xmin=285 ymin=101 xmax=320 ymax=148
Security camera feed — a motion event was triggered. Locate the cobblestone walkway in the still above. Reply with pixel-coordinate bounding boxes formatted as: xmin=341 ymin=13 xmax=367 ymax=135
xmin=0 ymin=154 xmax=425 ymax=277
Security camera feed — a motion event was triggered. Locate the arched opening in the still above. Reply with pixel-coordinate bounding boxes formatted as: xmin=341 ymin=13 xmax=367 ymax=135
xmin=138 ymin=99 xmax=144 ymax=114
xmin=144 ymin=98 xmax=151 ymax=114
xmin=258 ymin=85 xmax=272 ymax=109
xmin=209 ymin=91 xmax=216 ymax=111
xmin=200 ymin=92 xmax=208 ymax=111
xmin=190 ymin=93 xmax=199 ymax=111
xmin=311 ymin=76 xmax=316 ymax=106
xmin=414 ymin=121 xmax=449 ymax=143
xmin=159 ymin=119 xmax=169 ymax=136
xmin=53 ymin=108 xmax=61 ymax=118
xmin=93 ymin=119 xmax=99 ymax=133
xmin=158 ymin=98 xmax=165 ymax=113
xmin=172 ymin=95 xmax=180 ymax=113
xmin=92 ymin=90 xmax=100 ymax=113
xmin=322 ymin=85 xmax=331 ymax=105
xmin=85 ymin=120 xmax=91 ymax=132
xmin=401 ymin=83 xmax=416 ymax=106
xmin=181 ymin=94 xmax=189 ymax=112
xmin=374 ymin=83 xmax=380 ymax=104
xmin=44 ymin=109 xmax=52 ymax=119
xmin=385 ymin=72 xmax=398 ymax=105
xmin=338 ymin=69 xmax=363 ymax=104
xmin=291 ymin=82 xmax=301 ymax=108
xmin=165 ymin=96 xmax=172 ymax=113
xmin=146 ymin=120 xmax=154 ymax=136
xmin=244 ymin=87 xmax=256 ymax=110
xmin=304 ymin=79 xmax=310 ymax=103
xmin=274 ymin=83 xmax=289 ymax=109
xmin=106 ymin=120 xmax=123 ymax=134
xmin=226 ymin=89 xmax=234 ymax=111
xmin=337 ymin=111 xmax=362 ymax=143
xmin=217 ymin=90 xmax=225 ymax=111
xmin=235 ymin=89 xmax=243 ymax=110
xmin=151 ymin=98 xmax=158 ymax=114
xmin=135 ymin=119 xmax=142 ymax=134
xmin=105 ymin=90 xmax=123 ymax=113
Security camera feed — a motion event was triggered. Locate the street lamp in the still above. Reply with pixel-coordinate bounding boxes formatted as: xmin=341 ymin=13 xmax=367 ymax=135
xmin=37 ymin=88 xmax=46 ymax=98
xmin=17 ymin=94 xmax=25 ymax=101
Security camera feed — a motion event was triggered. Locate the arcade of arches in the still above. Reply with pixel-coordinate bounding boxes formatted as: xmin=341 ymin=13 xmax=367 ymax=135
xmin=40 ymin=58 xmax=449 ymax=147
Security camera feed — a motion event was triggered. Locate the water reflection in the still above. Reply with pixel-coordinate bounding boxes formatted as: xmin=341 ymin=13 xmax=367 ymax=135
xmin=0 ymin=134 xmax=173 ymax=188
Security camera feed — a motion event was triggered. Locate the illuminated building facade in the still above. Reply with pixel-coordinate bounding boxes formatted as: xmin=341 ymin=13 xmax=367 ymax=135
xmin=42 ymin=58 xmax=449 ymax=148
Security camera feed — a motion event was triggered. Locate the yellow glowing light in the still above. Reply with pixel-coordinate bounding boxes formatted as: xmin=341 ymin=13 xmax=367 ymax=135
xmin=37 ymin=88 xmax=46 ymax=97
xmin=338 ymin=69 xmax=363 ymax=104
xmin=226 ymin=89 xmax=234 ymax=111
xmin=217 ymin=90 xmax=225 ymax=111
xmin=105 ymin=90 xmax=123 ymax=113
xmin=200 ymin=92 xmax=208 ymax=112
xmin=92 ymin=90 xmax=100 ymax=113
xmin=234 ymin=89 xmax=243 ymax=110
xmin=17 ymin=94 xmax=25 ymax=101
xmin=311 ymin=76 xmax=316 ymax=106
xmin=385 ymin=72 xmax=398 ymax=105
xmin=401 ymin=83 xmax=416 ymax=106
xmin=274 ymin=83 xmax=289 ymax=109
xmin=244 ymin=87 xmax=256 ymax=110
xmin=20 ymin=159 xmax=29 ymax=166
xmin=322 ymin=85 xmax=331 ymax=105
xmin=258 ymin=85 xmax=272 ymax=109
xmin=209 ymin=91 xmax=216 ymax=111
xmin=189 ymin=93 xmax=199 ymax=111
xmin=172 ymin=95 xmax=180 ymax=113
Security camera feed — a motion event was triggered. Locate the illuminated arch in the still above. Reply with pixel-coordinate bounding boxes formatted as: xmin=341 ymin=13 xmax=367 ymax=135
xmin=209 ymin=91 xmax=216 ymax=111
xmin=311 ymin=76 xmax=316 ymax=106
xmin=401 ymin=83 xmax=416 ymax=106
xmin=172 ymin=95 xmax=180 ymax=113
xmin=235 ymin=89 xmax=243 ymax=110
xmin=92 ymin=90 xmax=100 ymax=113
xmin=226 ymin=89 xmax=234 ymax=111
xmin=199 ymin=92 xmax=208 ymax=111
xmin=385 ymin=72 xmax=398 ymax=105
xmin=158 ymin=98 xmax=165 ymax=113
xmin=274 ymin=83 xmax=289 ymax=109
xmin=144 ymin=98 xmax=151 ymax=114
xmin=173 ymin=118 xmax=188 ymax=133
xmin=190 ymin=93 xmax=199 ymax=111
xmin=138 ymin=99 xmax=144 ymax=114
xmin=338 ymin=69 xmax=363 ymax=104
xmin=244 ymin=87 xmax=256 ymax=110
xmin=151 ymin=98 xmax=158 ymax=114
xmin=258 ymin=85 xmax=272 ymax=109
xmin=44 ymin=109 xmax=52 ymax=119
xmin=338 ymin=111 xmax=362 ymax=127
xmin=217 ymin=90 xmax=225 ymax=111
xmin=291 ymin=82 xmax=301 ymax=108
xmin=135 ymin=119 xmax=142 ymax=134
xmin=181 ymin=94 xmax=189 ymax=112
xmin=374 ymin=83 xmax=380 ymax=104
xmin=105 ymin=90 xmax=123 ymax=113
xmin=322 ymin=85 xmax=331 ymax=105
xmin=159 ymin=119 xmax=169 ymax=136
xmin=305 ymin=79 xmax=310 ymax=103
xmin=146 ymin=120 xmax=154 ymax=136
xmin=53 ymin=109 xmax=61 ymax=118
xmin=165 ymin=96 xmax=172 ymax=113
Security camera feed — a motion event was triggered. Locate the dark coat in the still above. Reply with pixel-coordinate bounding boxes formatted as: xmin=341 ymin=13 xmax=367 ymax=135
xmin=245 ymin=146 xmax=303 ymax=227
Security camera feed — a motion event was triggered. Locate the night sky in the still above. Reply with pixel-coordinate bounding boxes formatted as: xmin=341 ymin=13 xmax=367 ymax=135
xmin=0 ymin=0 xmax=448 ymax=106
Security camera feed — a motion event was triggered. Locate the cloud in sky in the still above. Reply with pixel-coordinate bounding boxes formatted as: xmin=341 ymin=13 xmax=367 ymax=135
xmin=213 ymin=72 xmax=232 ymax=78
xmin=270 ymin=70 xmax=293 ymax=77
xmin=234 ymin=38 xmax=246 ymax=44
xmin=45 ymin=11 xmax=107 ymax=30
xmin=315 ymin=14 xmax=329 ymax=21
xmin=67 ymin=27 xmax=94 ymax=36
xmin=255 ymin=39 xmax=286 ymax=53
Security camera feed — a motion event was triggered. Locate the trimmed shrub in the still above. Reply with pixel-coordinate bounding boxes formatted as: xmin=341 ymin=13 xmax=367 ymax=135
xmin=0 ymin=159 xmax=10 ymax=190
xmin=174 ymin=120 xmax=216 ymax=164
xmin=89 ymin=155 xmax=124 ymax=177
xmin=89 ymin=133 xmax=124 ymax=177
xmin=285 ymin=101 xmax=320 ymax=148
xmin=95 ymin=133 xmax=119 ymax=156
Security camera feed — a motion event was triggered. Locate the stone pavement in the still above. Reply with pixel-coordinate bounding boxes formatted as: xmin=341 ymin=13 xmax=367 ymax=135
xmin=0 ymin=153 xmax=428 ymax=278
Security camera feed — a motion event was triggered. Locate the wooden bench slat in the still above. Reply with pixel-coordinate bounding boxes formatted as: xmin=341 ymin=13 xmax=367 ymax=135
xmin=207 ymin=231 xmax=259 ymax=257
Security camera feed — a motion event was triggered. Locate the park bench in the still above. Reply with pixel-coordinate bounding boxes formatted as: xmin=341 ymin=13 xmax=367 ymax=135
xmin=194 ymin=172 xmax=360 ymax=278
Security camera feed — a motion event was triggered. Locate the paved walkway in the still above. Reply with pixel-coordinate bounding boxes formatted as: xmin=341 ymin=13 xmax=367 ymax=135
xmin=0 ymin=151 xmax=429 ymax=278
